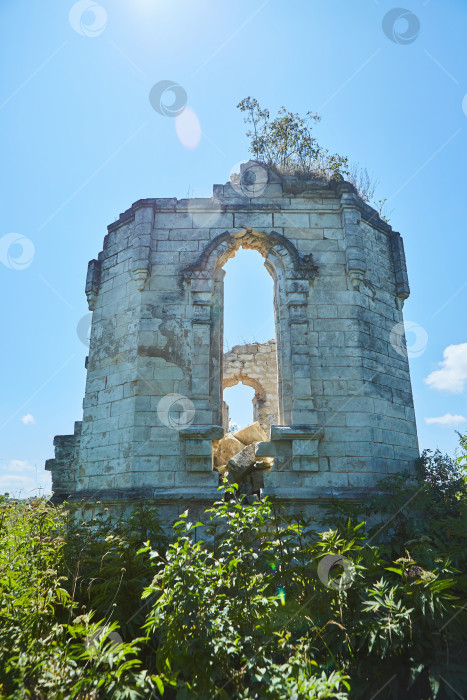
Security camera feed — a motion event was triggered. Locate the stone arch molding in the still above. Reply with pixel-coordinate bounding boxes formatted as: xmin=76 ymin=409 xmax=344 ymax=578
xmin=183 ymin=228 xmax=318 ymax=281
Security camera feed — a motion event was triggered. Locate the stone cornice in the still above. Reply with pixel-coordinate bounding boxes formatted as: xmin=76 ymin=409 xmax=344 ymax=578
xmin=107 ymin=193 xmax=393 ymax=240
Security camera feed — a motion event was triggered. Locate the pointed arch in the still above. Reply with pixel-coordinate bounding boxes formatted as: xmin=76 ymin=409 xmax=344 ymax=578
xmin=182 ymin=228 xmax=318 ymax=430
xmin=183 ymin=228 xmax=317 ymax=282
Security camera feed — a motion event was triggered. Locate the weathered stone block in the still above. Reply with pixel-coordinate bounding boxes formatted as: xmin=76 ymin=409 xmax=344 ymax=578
xmin=184 ymin=439 xmax=212 ymax=457
xmin=227 ymin=444 xmax=256 ymax=482
xmin=233 ymin=422 xmax=267 ymax=445
xmin=273 ymin=212 xmax=310 ymax=228
xmin=214 ymin=433 xmax=245 ymax=466
xmin=233 ymin=212 xmax=273 ymax=228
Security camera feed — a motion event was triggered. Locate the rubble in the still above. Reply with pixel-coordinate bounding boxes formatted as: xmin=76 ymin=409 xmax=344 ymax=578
xmin=214 ymin=433 xmax=245 ymax=467
xmin=213 ymin=421 xmax=273 ymax=497
xmin=233 ymin=421 xmax=267 ymax=446
xmin=227 ymin=444 xmax=256 ymax=483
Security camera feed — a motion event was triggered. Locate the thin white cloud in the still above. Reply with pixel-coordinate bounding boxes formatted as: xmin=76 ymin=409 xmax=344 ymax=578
xmin=0 ymin=474 xmax=35 ymax=492
xmin=0 ymin=460 xmax=51 ymax=496
xmin=424 ymin=343 xmax=467 ymax=393
xmin=8 ymin=459 xmax=34 ymax=472
xmin=425 ymin=413 xmax=467 ymax=427
xmin=21 ymin=414 xmax=36 ymax=425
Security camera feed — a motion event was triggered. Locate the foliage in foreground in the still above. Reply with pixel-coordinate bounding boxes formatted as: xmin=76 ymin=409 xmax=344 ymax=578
xmin=0 ymin=442 xmax=466 ymax=699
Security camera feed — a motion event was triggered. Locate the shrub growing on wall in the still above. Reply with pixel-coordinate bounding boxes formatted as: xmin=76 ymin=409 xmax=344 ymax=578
xmin=236 ymin=97 xmax=387 ymax=213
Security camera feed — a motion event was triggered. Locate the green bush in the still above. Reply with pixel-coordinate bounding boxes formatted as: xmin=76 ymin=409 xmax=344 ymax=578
xmin=236 ymin=97 xmax=389 ymax=215
xmin=0 ymin=499 xmax=159 ymax=698
xmin=237 ymin=96 xmax=349 ymax=182
xmin=143 ymin=476 xmax=466 ymax=699
xmin=0 ymin=438 xmax=466 ymax=699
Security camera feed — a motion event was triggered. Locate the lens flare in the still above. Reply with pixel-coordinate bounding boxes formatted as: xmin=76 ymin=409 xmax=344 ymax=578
xmin=175 ymin=107 xmax=201 ymax=150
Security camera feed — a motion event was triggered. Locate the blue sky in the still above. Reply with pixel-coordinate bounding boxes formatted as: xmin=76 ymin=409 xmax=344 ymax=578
xmin=1 ymin=0 xmax=466 ymax=496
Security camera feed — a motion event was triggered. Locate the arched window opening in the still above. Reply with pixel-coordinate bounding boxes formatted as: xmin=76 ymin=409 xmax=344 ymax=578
xmin=222 ymin=247 xmax=278 ymax=435
xmin=223 ymin=382 xmax=255 ymax=431
xmin=223 ymin=248 xmax=275 ymax=350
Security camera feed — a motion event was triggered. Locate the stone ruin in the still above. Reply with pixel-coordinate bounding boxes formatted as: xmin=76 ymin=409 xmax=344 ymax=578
xmin=214 ymin=421 xmax=272 ymax=499
xmin=215 ymin=340 xmax=279 ymax=499
xmin=222 ymin=340 xmax=279 ymax=432
xmin=46 ymin=162 xmax=419 ymax=522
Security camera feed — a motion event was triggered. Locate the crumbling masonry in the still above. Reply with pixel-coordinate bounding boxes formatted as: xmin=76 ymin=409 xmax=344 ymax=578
xmin=223 ymin=340 xmax=279 ymax=432
xmin=46 ymin=162 xmax=419 ymax=520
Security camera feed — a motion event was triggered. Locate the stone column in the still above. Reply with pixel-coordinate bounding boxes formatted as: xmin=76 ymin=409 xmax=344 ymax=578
xmin=180 ymin=274 xmax=224 ymax=479
xmin=85 ymin=259 xmax=101 ymax=310
xmin=391 ymin=232 xmax=410 ymax=301
xmin=286 ymin=277 xmax=316 ymax=425
xmin=341 ymin=200 xmax=366 ymax=291
xmin=211 ymin=269 xmax=225 ymax=427
xmin=131 ymin=203 xmax=154 ymax=290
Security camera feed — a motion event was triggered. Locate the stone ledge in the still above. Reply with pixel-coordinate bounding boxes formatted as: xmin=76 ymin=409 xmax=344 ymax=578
xmin=179 ymin=425 xmax=224 ymax=440
xmin=55 ymin=486 xmax=389 ymax=510
xmin=262 ymin=487 xmax=385 ymax=503
xmin=270 ymin=425 xmax=324 ymax=440
xmin=62 ymin=487 xmax=222 ymax=504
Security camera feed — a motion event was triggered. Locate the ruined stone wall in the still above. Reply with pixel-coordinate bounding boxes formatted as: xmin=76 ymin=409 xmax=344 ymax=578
xmin=46 ymin=163 xmax=419 ymax=516
xmin=223 ymin=340 xmax=279 ymax=432
xmin=45 ymin=421 xmax=82 ymax=499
